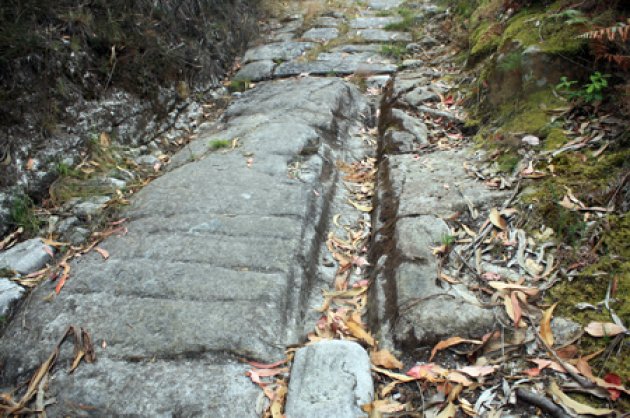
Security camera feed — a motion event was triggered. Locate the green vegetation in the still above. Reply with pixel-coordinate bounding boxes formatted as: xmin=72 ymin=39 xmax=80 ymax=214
xmin=556 ymin=72 xmax=611 ymax=103
xmin=384 ymin=8 xmax=417 ymax=31
xmin=381 ymin=43 xmax=407 ymax=59
xmin=228 ymin=79 xmax=251 ymax=93
xmin=9 ymin=194 xmax=40 ymax=234
xmin=209 ymin=139 xmax=231 ymax=150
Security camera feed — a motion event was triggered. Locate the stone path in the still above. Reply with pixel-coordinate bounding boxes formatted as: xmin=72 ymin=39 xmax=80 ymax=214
xmin=0 ymin=0 xmax=508 ymax=416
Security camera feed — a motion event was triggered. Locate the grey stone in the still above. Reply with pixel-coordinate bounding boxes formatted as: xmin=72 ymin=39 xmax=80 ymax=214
xmin=135 ymin=154 xmax=159 ymax=166
xmin=275 ymin=57 xmax=397 ymax=77
xmin=418 ymin=35 xmax=439 ymax=47
xmin=314 ymin=16 xmax=343 ymax=27
xmin=351 ymin=29 xmax=412 ymax=43
xmin=0 ymin=279 xmax=24 ymax=317
xmin=0 ymin=78 xmax=370 ymax=416
xmin=242 ymin=42 xmax=315 ymax=64
xmin=302 ymin=27 xmax=339 ymax=42
xmin=330 ymin=44 xmax=382 ymax=53
xmin=400 ymin=59 xmax=423 ymax=69
xmin=234 ymin=60 xmax=276 ymax=81
xmin=368 ymin=0 xmax=404 ymax=10
xmin=383 ymin=129 xmax=416 ymax=153
xmin=72 ymin=196 xmax=110 ymax=218
xmin=285 ymin=340 xmax=373 ymax=418
xmin=67 ymin=227 xmax=90 ymax=245
xmin=366 ymin=75 xmax=391 ymax=89
xmin=349 ymin=16 xmax=403 ymax=29
xmin=0 ymin=238 xmax=54 ymax=275
xmin=416 ymin=105 xmax=465 ymax=124
xmin=390 ymin=109 xmax=428 ymax=144
xmin=402 ymin=87 xmax=440 ymax=106
xmin=551 ymin=317 xmax=582 ymax=346
xmin=56 ymin=216 xmax=79 ymax=234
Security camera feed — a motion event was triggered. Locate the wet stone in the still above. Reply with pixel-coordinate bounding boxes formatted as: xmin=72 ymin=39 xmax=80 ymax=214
xmin=302 ymin=27 xmax=339 ymax=42
xmin=0 ymin=238 xmax=54 ymax=275
xmin=285 ymin=340 xmax=373 ymax=418
xmin=234 ymin=60 xmax=276 ymax=81
xmin=349 ymin=16 xmax=403 ymax=29
xmin=351 ymin=29 xmax=412 ymax=43
xmin=402 ymin=87 xmax=440 ymax=106
xmin=242 ymin=41 xmax=315 ymax=64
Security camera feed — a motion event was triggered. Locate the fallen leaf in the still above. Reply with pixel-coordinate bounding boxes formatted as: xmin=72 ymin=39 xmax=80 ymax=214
xmin=430 ymin=336 xmax=482 ymax=361
xmin=247 ymin=359 xmax=288 ymax=369
xmin=436 ymin=402 xmax=457 ymax=418
xmin=25 ymin=158 xmax=35 ymax=170
xmin=489 ymin=208 xmax=507 ymax=230
xmin=93 ymin=247 xmax=110 ymax=260
xmin=540 ymin=302 xmax=558 ymax=346
xmin=604 ymin=373 xmax=622 ymax=401
xmin=457 ymin=365 xmax=498 ymax=377
xmin=270 ymin=381 xmax=287 ymax=418
xmin=370 ymin=349 xmax=403 ymax=370
xmin=372 ymin=366 xmax=416 ymax=383
xmin=487 ymin=281 xmax=539 ymax=296
xmin=99 ymin=132 xmax=111 ymax=147
xmin=549 ymin=380 xmax=614 ymax=416
xmin=584 ymin=322 xmax=627 ymax=337
xmin=362 ymin=399 xmax=405 ymax=413
xmin=406 ymin=363 xmax=445 ymax=382
xmin=511 ymin=291 xmax=522 ymax=328
xmin=347 ymin=199 xmax=373 ymax=212
xmin=344 ymin=317 xmax=375 ymax=347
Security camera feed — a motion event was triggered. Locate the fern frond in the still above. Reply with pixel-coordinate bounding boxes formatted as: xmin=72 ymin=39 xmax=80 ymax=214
xmin=579 ymin=19 xmax=630 ymax=42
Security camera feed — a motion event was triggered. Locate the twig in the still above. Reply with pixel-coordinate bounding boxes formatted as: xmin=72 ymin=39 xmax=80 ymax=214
xmin=526 ymin=317 xmax=596 ymax=389
xmin=516 ymin=388 xmax=570 ymax=418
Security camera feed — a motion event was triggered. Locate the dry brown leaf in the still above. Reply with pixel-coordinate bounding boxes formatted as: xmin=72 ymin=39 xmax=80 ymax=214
xmin=540 ymin=302 xmax=558 ymax=346
xmin=370 ymin=349 xmax=403 ymax=370
xmin=457 ymin=365 xmax=498 ymax=377
xmin=436 ymin=401 xmax=457 ymax=418
xmin=347 ymin=199 xmax=373 ymax=212
xmin=549 ymin=380 xmax=614 ymax=416
xmin=99 ymin=132 xmax=111 ymax=147
xmin=344 ymin=317 xmax=375 ymax=347
xmin=372 ymin=366 xmax=417 ymax=383
xmin=362 ymin=400 xmax=405 ymax=414
xmin=93 ymin=246 xmax=110 ymax=260
xmin=584 ymin=321 xmax=627 ymax=337
xmin=270 ymin=381 xmax=287 ymax=418
xmin=488 ymin=281 xmax=539 ymax=296
xmin=430 ymin=336 xmax=482 ymax=361
xmin=489 ymin=208 xmax=507 ymax=230
xmin=504 ymin=296 xmax=526 ymax=328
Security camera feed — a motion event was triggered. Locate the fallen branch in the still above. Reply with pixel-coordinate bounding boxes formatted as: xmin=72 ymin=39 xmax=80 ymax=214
xmin=516 ymin=388 xmax=570 ymax=418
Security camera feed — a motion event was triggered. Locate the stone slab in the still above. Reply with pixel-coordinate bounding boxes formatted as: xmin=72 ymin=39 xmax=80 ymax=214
xmin=285 ymin=340 xmax=373 ymax=418
xmin=368 ymin=0 xmax=404 ymax=10
xmin=243 ymin=41 xmax=315 ymax=64
xmin=0 ymin=238 xmax=54 ymax=275
xmin=350 ymin=16 xmax=403 ymax=29
xmin=234 ymin=60 xmax=276 ymax=81
xmin=302 ymin=27 xmax=339 ymax=42
xmin=0 ymin=279 xmax=24 ymax=317
xmin=275 ymin=59 xmax=397 ymax=77
xmin=351 ymin=29 xmax=412 ymax=43
xmin=0 ymin=78 xmax=369 ymax=416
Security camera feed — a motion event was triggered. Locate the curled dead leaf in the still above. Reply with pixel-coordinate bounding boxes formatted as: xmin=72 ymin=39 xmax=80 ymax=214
xmin=489 ymin=208 xmax=507 ymax=230
xmin=584 ymin=321 xmax=627 ymax=337
xmin=540 ymin=302 xmax=558 ymax=346
xmin=370 ymin=349 xmax=403 ymax=370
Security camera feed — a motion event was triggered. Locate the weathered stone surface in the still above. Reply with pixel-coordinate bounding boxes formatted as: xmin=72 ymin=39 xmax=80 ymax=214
xmin=0 ymin=279 xmax=24 ymax=317
xmin=0 ymin=78 xmax=369 ymax=416
xmin=350 ymin=16 xmax=403 ymax=29
xmin=314 ymin=16 xmax=343 ymax=27
xmin=72 ymin=196 xmax=110 ymax=218
xmin=285 ymin=340 xmax=373 ymax=418
xmin=351 ymin=29 xmax=412 ymax=42
xmin=302 ymin=27 xmax=339 ymax=42
xmin=390 ymin=109 xmax=428 ymax=144
xmin=402 ymin=87 xmax=440 ymax=106
xmin=235 ymin=60 xmax=276 ymax=81
xmin=368 ymin=0 xmax=404 ymax=10
xmin=275 ymin=56 xmax=397 ymax=77
xmin=242 ymin=41 xmax=315 ymax=64
xmin=383 ymin=128 xmax=416 ymax=152
xmin=330 ymin=44 xmax=382 ymax=53
xmin=0 ymin=238 xmax=54 ymax=275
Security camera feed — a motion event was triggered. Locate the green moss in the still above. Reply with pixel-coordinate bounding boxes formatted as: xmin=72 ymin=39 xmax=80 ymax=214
xmin=9 ymin=194 xmax=40 ymax=234
xmin=469 ymin=21 xmax=501 ymax=60
xmin=544 ymin=128 xmax=569 ymax=151
xmin=501 ymin=89 xmax=564 ymax=135
xmin=499 ymin=8 xmax=585 ymax=55
xmin=209 ymin=139 xmax=230 ymax=150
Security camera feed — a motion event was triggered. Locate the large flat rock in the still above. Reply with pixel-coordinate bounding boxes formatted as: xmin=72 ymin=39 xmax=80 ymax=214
xmin=275 ymin=52 xmax=397 ymax=77
xmin=285 ymin=340 xmax=373 ymax=418
xmin=0 ymin=78 xmax=369 ymax=416
xmin=242 ymin=41 xmax=315 ymax=64
xmin=351 ymin=29 xmax=412 ymax=42
xmin=350 ymin=16 xmax=403 ymax=29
